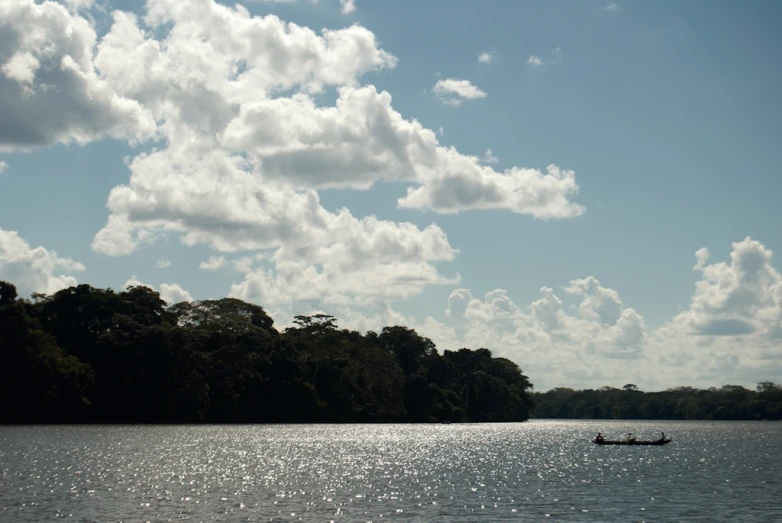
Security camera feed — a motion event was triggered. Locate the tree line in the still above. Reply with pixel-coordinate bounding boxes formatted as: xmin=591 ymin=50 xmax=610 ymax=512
xmin=0 ymin=280 xmax=534 ymax=424
xmin=532 ymin=382 xmax=782 ymax=420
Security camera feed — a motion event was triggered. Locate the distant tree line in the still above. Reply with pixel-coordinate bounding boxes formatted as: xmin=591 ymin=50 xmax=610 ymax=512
xmin=0 ymin=280 xmax=534 ymax=424
xmin=532 ymin=382 xmax=782 ymax=420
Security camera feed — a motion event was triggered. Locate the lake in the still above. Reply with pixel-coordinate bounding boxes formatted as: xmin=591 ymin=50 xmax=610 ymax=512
xmin=0 ymin=420 xmax=779 ymax=522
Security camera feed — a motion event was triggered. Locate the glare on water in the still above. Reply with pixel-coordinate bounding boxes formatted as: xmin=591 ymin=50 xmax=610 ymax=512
xmin=0 ymin=420 xmax=779 ymax=522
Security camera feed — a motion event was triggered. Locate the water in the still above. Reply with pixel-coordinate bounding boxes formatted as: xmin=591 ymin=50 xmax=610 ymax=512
xmin=0 ymin=420 xmax=779 ymax=522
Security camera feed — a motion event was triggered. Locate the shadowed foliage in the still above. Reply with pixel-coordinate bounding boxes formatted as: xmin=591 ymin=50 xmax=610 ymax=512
xmin=0 ymin=281 xmax=534 ymax=424
xmin=532 ymin=382 xmax=782 ymax=420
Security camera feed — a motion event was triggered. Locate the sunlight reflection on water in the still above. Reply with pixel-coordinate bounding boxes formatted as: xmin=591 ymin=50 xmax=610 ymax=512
xmin=0 ymin=420 xmax=780 ymax=522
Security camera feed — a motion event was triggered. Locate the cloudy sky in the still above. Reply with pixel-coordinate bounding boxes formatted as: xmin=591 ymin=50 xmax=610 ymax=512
xmin=1 ymin=0 xmax=781 ymax=391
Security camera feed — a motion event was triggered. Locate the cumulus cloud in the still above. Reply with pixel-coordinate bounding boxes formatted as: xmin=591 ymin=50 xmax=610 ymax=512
xmin=527 ymin=48 xmax=561 ymax=67
xmin=223 ymin=207 xmax=460 ymax=307
xmin=78 ymin=0 xmax=584 ymax=306
xmin=0 ymin=228 xmax=85 ymax=298
xmin=230 ymin=257 xmax=458 ymax=310
xmin=124 ymin=276 xmax=194 ymax=305
xmin=95 ymin=3 xmax=397 ymax=112
xmin=278 ymin=236 xmax=781 ymax=392
xmin=200 ymin=255 xmax=225 ymax=270
xmin=673 ymin=237 xmax=781 ymax=338
xmin=323 ymin=276 xmax=649 ymax=390
xmin=564 ymin=276 xmax=623 ymax=325
xmin=478 ymin=49 xmax=495 ymax=64
xmin=155 ymin=259 xmax=171 ymax=269
xmin=8 ymin=0 xmax=581 ymax=242
xmin=440 ymin=281 xmax=642 ymax=357
xmin=0 ymin=160 xmax=6 ymax=173
xmin=2 ymin=0 xmax=585 ymax=327
xmin=644 ymin=241 xmax=782 ymax=388
xmin=92 ymin=144 xmax=458 ymax=257
xmin=218 ymin=86 xmax=439 ymax=190
xmin=432 ymin=78 xmax=487 ymax=105
xmin=61 ymin=0 xmax=95 ymax=11
xmin=397 ymin=163 xmax=585 ymax=218
xmin=424 ymin=237 xmax=781 ymax=390
xmin=0 ymin=0 xmax=156 ymax=152
xmin=159 ymin=283 xmax=193 ymax=305
xmin=92 ymin=142 xmax=460 ymax=306
xmin=339 ymin=0 xmax=356 ymax=14
xmin=481 ymin=148 xmax=498 ymax=164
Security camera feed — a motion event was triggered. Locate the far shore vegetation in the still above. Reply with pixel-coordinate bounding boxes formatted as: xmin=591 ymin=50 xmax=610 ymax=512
xmin=1 ymin=280 xmax=780 ymax=424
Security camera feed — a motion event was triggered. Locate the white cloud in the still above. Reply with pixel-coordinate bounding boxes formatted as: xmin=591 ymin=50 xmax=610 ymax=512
xmin=286 ymin=236 xmax=782 ymax=391
xmin=481 ymin=148 xmax=498 ymax=164
xmin=439 ymin=237 xmax=780 ymax=390
xmin=92 ymin=142 xmax=461 ymax=306
xmin=155 ymin=259 xmax=171 ymax=269
xmin=564 ymin=276 xmax=623 ymax=325
xmin=0 ymin=0 xmax=157 ymax=152
xmin=0 ymin=0 xmax=579 ymax=239
xmin=93 ymin=143 xmax=454 ymax=254
xmin=200 ymin=255 xmax=226 ymax=270
xmin=604 ymin=3 xmax=622 ymax=13
xmin=233 ymin=255 xmax=258 ymax=273
xmin=397 ymin=163 xmax=585 ymax=218
xmin=230 ymin=258 xmax=459 ymax=311
xmin=438 ymin=126 xmax=444 ymax=137
xmin=124 ymin=276 xmax=194 ymax=305
xmin=2 ymin=0 xmax=583 ymax=320
xmin=0 ymin=160 xmax=7 ymax=173
xmin=340 ymin=0 xmax=356 ymax=14
xmin=62 ymin=0 xmax=95 ymax=11
xmin=97 ymin=2 xmax=397 ymax=103
xmin=86 ymin=1 xmax=583 ymax=251
xmin=324 ymin=277 xmax=648 ymax=390
xmin=0 ymin=228 xmax=85 ymax=298
xmin=259 ymin=272 xmax=649 ymax=388
xmin=432 ymin=78 xmax=487 ymax=106
xmin=527 ymin=49 xmax=561 ymax=67
xmin=478 ymin=49 xmax=496 ymax=64
xmin=673 ymin=237 xmax=781 ymax=338
xmin=642 ymin=239 xmax=782 ymax=387
xmin=159 ymin=283 xmax=194 ymax=305
xmin=217 ymin=86 xmax=439 ymax=190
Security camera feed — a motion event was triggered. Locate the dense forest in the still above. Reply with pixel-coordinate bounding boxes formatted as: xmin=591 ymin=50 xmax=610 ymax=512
xmin=0 ymin=280 xmax=534 ymax=424
xmin=3 ymin=279 xmax=780 ymax=424
xmin=532 ymin=383 xmax=782 ymax=421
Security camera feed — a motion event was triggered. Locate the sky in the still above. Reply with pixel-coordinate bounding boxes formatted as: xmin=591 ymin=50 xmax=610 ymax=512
xmin=1 ymin=0 xmax=781 ymax=392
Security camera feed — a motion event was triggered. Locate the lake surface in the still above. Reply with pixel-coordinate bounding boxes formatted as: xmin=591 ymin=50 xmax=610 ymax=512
xmin=0 ymin=420 xmax=779 ymax=522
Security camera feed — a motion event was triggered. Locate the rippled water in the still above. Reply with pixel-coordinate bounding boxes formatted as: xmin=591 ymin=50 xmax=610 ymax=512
xmin=1 ymin=420 xmax=780 ymax=522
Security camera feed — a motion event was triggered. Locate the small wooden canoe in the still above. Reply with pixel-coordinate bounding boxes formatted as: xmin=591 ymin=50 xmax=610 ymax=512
xmin=593 ymin=438 xmax=672 ymax=446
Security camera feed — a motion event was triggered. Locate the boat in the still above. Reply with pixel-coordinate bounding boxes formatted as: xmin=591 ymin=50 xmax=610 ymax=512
xmin=592 ymin=437 xmax=672 ymax=446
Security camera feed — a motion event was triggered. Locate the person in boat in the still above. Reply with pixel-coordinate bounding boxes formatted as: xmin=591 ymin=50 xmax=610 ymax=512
xmin=595 ymin=432 xmax=604 ymax=443
xmin=660 ymin=431 xmax=665 ymax=441
xmin=627 ymin=433 xmax=636 ymax=443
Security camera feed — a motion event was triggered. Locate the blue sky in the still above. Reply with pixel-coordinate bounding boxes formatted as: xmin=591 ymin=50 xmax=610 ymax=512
xmin=1 ymin=0 xmax=781 ymax=390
